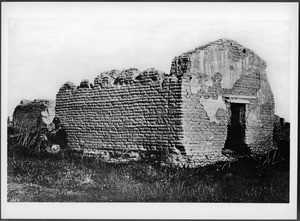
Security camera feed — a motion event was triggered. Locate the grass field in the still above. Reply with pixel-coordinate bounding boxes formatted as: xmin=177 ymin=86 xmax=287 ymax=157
xmin=7 ymin=150 xmax=289 ymax=202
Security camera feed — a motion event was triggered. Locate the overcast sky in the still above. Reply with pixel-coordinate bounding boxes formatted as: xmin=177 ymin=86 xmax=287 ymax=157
xmin=4 ymin=3 xmax=297 ymax=122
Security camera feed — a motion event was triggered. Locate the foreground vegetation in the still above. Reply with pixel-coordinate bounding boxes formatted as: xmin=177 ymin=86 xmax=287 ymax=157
xmin=7 ymin=149 xmax=289 ymax=202
xmin=7 ymin=115 xmax=290 ymax=202
xmin=7 ymin=114 xmax=289 ymax=202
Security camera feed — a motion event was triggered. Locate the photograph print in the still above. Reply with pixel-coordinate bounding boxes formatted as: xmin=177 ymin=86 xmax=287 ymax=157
xmin=2 ymin=2 xmax=298 ymax=220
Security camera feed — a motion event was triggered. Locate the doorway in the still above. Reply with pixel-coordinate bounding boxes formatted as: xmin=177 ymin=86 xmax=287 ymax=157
xmin=225 ymin=103 xmax=248 ymax=152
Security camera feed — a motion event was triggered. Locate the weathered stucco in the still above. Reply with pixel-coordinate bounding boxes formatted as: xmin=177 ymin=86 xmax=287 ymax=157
xmin=54 ymin=39 xmax=275 ymax=166
xmin=199 ymin=96 xmax=227 ymax=123
xmin=170 ymin=39 xmax=275 ymax=164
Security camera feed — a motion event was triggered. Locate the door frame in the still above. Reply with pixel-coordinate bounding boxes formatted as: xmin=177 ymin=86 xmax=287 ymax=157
xmin=224 ymin=98 xmax=250 ymax=152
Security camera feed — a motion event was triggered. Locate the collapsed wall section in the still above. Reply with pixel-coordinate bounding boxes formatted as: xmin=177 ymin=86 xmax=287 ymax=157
xmin=55 ymin=68 xmax=183 ymax=159
xmin=170 ymin=39 xmax=275 ymax=163
xmin=13 ymin=99 xmax=55 ymax=132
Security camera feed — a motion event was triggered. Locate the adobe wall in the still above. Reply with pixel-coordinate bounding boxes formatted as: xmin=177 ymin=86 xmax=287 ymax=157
xmin=170 ymin=39 xmax=275 ymax=163
xmin=55 ymin=39 xmax=275 ymax=166
xmin=55 ymin=68 xmax=184 ymax=160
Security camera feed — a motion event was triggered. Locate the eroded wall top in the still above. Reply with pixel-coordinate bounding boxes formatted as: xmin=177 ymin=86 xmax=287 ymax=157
xmin=59 ymin=68 xmax=168 ymax=93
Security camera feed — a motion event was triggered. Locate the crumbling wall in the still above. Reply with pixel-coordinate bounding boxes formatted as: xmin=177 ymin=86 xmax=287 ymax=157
xmin=12 ymin=99 xmax=55 ymax=132
xmin=170 ymin=39 xmax=275 ymax=163
xmin=54 ymin=39 xmax=275 ymax=166
xmin=55 ymin=68 xmax=183 ymax=159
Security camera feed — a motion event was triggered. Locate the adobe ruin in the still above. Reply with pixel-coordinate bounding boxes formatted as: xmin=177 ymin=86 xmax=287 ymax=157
xmin=13 ymin=99 xmax=55 ymax=133
xmin=54 ymin=39 xmax=275 ymax=166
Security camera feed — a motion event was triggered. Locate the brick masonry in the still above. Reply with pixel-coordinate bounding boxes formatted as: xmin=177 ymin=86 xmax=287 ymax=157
xmin=56 ymin=68 xmax=184 ymax=161
xmin=55 ymin=39 xmax=275 ymax=166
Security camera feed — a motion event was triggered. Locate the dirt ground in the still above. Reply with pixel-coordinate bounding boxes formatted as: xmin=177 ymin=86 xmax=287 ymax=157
xmin=7 ymin=176 xmax=86 ymax=202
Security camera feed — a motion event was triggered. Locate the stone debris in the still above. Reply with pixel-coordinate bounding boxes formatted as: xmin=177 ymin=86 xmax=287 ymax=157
xmin=45 ymin=144 xmax=61 ymax=154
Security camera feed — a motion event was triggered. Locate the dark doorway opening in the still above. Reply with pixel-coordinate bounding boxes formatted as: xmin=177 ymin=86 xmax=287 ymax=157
xmin=225 ymin=103 xmax=248 ymax=153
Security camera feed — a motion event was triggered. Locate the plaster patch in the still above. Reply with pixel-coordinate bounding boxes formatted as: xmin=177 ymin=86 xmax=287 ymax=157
xmin=200 ymin=96 xmax=226 ymax=123
xmin=203 ymin=78 xmax=213 ymax=93
xmin=190 ymin=77 xmax=201 ymax=94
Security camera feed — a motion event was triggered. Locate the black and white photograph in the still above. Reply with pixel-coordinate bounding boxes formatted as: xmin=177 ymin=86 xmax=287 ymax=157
xmin=1 ymin=2 xmax=298 ymax=220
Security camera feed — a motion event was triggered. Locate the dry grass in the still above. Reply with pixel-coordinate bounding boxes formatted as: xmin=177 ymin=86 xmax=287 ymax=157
xmin=7 ymin=151 xmax=289 ymax=202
